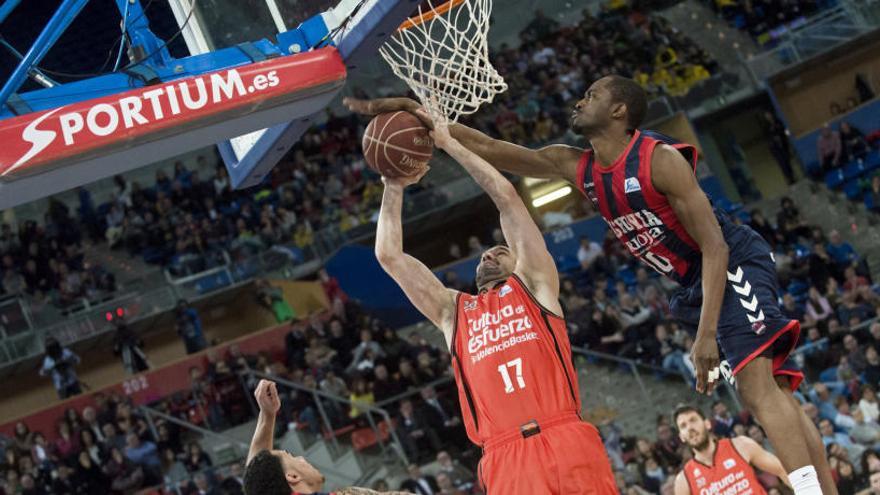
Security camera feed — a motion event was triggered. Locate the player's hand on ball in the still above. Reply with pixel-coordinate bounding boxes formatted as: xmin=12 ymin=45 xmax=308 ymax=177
xmin=343 ymin=97 xmax=432 ymax=129
xmin=381 ymin=166 xmax=430 ymax=189
xmin=429 ymin=122 xmax=456 ymax=150
xmin=690 ymin=334 xmax=721 ymax=395
xmin=254 ymin=379 xmax=281 ymax=415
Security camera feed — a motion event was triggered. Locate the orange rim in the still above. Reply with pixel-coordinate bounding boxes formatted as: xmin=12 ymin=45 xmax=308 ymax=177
xmin=398 ymin=0 xmax=466 ymax=31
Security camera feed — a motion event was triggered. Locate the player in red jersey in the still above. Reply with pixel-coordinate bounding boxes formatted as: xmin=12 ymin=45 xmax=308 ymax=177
xmin=374 ymin=122 xmax=617 ymax=494
xmin=347 ymin=75 xmax=834 ymax=495
xmin=673 ymin=404 xmax=789 ymax=495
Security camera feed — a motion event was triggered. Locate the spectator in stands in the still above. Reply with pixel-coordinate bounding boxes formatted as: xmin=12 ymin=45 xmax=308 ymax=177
xmin=820 ymin=418 xmax=866 ymax=461
xmin=39 ymin=337 xmax=82 ymax=399
xmin=749 ymin=209 xmax=783 ymax=248
xmin=75 ymin=449 xmax=110 ymax=492
xmin=255 ymin=279 xmax=296 ymax=323
xmin=817 ymin=125 xmax=843 ymax=173
xmin=809 ymin=242 xmax=836 ymax=289
xmin=348 ymin=376 xmax=375 ymax=420
xmin=348 ymin=330 xmax=385 ymax=373
xmin=710 ymin=400 xmax=739 ymax=438
xmin=401 ymin=463 xmax=439 ymax=495
xmin=840 ymin=122 xmax=869 ymax=162
xmin=372 ymin=364 xmax=404 ymax=402
xmin=806 ymin=286 xmax=835 ymax=323
xmin=828 ymin=230 xmax=860 ymax=274
xmin=124 ymin=432 xmax=162 ymax=480
xmin=183 ymin=442 xmax=213 ymax=474
xmin=761 ymin=111 xmax=796 ymax=184
xmin=434 ymin=450 xmax=475 ymax=492
xmin=176 ymin=300 xmax=207 ymax=354
xmin=777 ymin=197 xmax=813 ymax=244
xmin=397 ymin=399 xmax=442 ymax=463
xmin=419 ymin=386 xmax=467 ymax=451
xmin=104 ymin=446 xmax=145 ymax=493
xmin=577 ymin=235 xmax=606 ymax=276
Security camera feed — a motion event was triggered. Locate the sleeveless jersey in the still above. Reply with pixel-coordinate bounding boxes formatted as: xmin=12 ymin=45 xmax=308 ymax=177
xmin=683 ymin=438 xmax=767 ymax=495
xmin=576 ymin=129 xmax=734 ymax=287
xmin=450 ymin=273 xmax=581 ymax=445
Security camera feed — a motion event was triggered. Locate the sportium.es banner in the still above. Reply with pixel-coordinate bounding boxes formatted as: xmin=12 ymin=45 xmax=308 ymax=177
xmin=0 ymin=47 xmax=346 ymax=180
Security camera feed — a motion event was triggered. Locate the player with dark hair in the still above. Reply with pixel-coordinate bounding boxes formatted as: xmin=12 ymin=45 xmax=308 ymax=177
xmin=373 ymin=120 xmax=617 ymax=494
xmin=673 ymin=405 xmax=789 ymax=495
xmin=347 ymin=75 xmax=833 ymax=494
xmin=243 ymin=379 xmax=413 ymax=495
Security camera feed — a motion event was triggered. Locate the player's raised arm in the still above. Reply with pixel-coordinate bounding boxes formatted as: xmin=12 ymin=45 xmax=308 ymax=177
xmin=430 ymin=122 xmax=562 ymax=315
xmin=651 ymin=144 xmax=729 ymax=395
xmin=343 ymin=96 xmax=583 ymax=182
xmin=247 ymin=379 xmax=281 ymax=464
xmin=374 ymin=170 xmax=457 ymax=343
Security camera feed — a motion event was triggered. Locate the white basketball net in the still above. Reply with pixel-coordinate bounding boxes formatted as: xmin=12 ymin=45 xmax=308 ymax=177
xmin=378 ymin=0 xmax=507 ymax=125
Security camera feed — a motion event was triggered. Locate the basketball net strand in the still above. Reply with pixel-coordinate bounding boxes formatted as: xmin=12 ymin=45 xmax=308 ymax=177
xmin=379 ymin=0 xmax=507 ymax=126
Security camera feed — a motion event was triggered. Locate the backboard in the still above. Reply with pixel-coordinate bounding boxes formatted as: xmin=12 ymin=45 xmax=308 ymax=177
xmin=0 ymin=0 xmax=416 ymax=208
xmin=167 ymin=0 xmax=413 ymax=189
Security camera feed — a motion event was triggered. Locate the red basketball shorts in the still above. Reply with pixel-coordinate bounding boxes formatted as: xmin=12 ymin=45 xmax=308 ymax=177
xmin=477 ymin=412 xmax=618 ymax=495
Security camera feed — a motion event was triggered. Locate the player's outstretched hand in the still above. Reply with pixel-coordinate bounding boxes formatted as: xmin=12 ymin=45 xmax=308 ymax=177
xmin=254 ymin=379 xmax=281 ymax=415
xmin=342 ymin=97 xmax=433 ymax=130
xmin=381 ymin=167 xmax=430 ymax=190
xmin=690 ymin=335 xmax=721 ymax=395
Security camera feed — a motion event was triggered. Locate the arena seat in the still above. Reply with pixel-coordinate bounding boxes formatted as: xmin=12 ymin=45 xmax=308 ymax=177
xmin=825 ymin=169 xmax=846 ymax=189
xmin=844 ymin=180 xmax=862 ymax=200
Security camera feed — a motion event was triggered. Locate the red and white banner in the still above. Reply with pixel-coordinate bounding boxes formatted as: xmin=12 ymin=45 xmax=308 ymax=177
xmin=0 ymin=47 xmax=346 ymax=180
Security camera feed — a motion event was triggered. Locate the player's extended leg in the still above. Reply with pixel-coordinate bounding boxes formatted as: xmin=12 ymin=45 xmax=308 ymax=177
xmin=736 ymin=357 xmax=821 ymax=493
xmin=775 ymin=376 xmax=838 ymax=495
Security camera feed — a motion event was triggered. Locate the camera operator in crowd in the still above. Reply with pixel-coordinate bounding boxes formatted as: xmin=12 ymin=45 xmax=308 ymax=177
xmin=39 ymin=337 xmax=82 ymax=399
xmin=113 ymin=318 xmax=151 ymax=374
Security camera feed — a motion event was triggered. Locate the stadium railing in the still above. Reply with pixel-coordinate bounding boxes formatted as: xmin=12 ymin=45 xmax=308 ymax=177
xmin=742 ymin=1 xmax=878 ymax=82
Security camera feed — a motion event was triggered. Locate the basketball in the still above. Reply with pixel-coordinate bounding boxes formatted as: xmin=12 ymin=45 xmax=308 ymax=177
xmin=361 ymin=111 xmax=433 ymax=178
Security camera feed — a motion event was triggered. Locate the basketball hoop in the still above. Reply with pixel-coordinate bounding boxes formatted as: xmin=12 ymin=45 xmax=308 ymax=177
xmin=378 ymin=0 xmax=507 ymax=125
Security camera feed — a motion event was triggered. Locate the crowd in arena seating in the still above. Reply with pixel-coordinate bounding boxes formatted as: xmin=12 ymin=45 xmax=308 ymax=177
xmin=473 ymin=5 xmax=717 ymax=146
xmin=810 ymin=118 xmax=880 ymax=212
xmin=0 ymin=199 xmax=117 ymax=310
xmin=707 ymin=0 xmax=830 ymax=42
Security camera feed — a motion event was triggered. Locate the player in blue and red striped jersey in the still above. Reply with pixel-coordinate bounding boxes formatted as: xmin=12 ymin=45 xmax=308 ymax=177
xmin=346 ymin=76 xmax=834 ymax=495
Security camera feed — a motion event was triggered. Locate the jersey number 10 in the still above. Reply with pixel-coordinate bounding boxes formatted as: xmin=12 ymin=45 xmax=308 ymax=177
xmin=497 ymin=358 xmax=526 ymax=393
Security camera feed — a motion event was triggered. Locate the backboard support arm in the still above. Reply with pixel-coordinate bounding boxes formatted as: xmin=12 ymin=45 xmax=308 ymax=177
xmin=0 ymin=0 xmax=89 ymax=111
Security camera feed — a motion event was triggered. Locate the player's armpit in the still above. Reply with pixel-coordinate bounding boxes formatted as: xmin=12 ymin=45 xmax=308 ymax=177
xmin=673 ymin=471 xmax=691 ymax=495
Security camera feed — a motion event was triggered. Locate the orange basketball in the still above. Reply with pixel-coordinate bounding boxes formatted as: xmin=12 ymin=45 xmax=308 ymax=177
xmin=361 ymin=111 xmax=433 ymax=178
